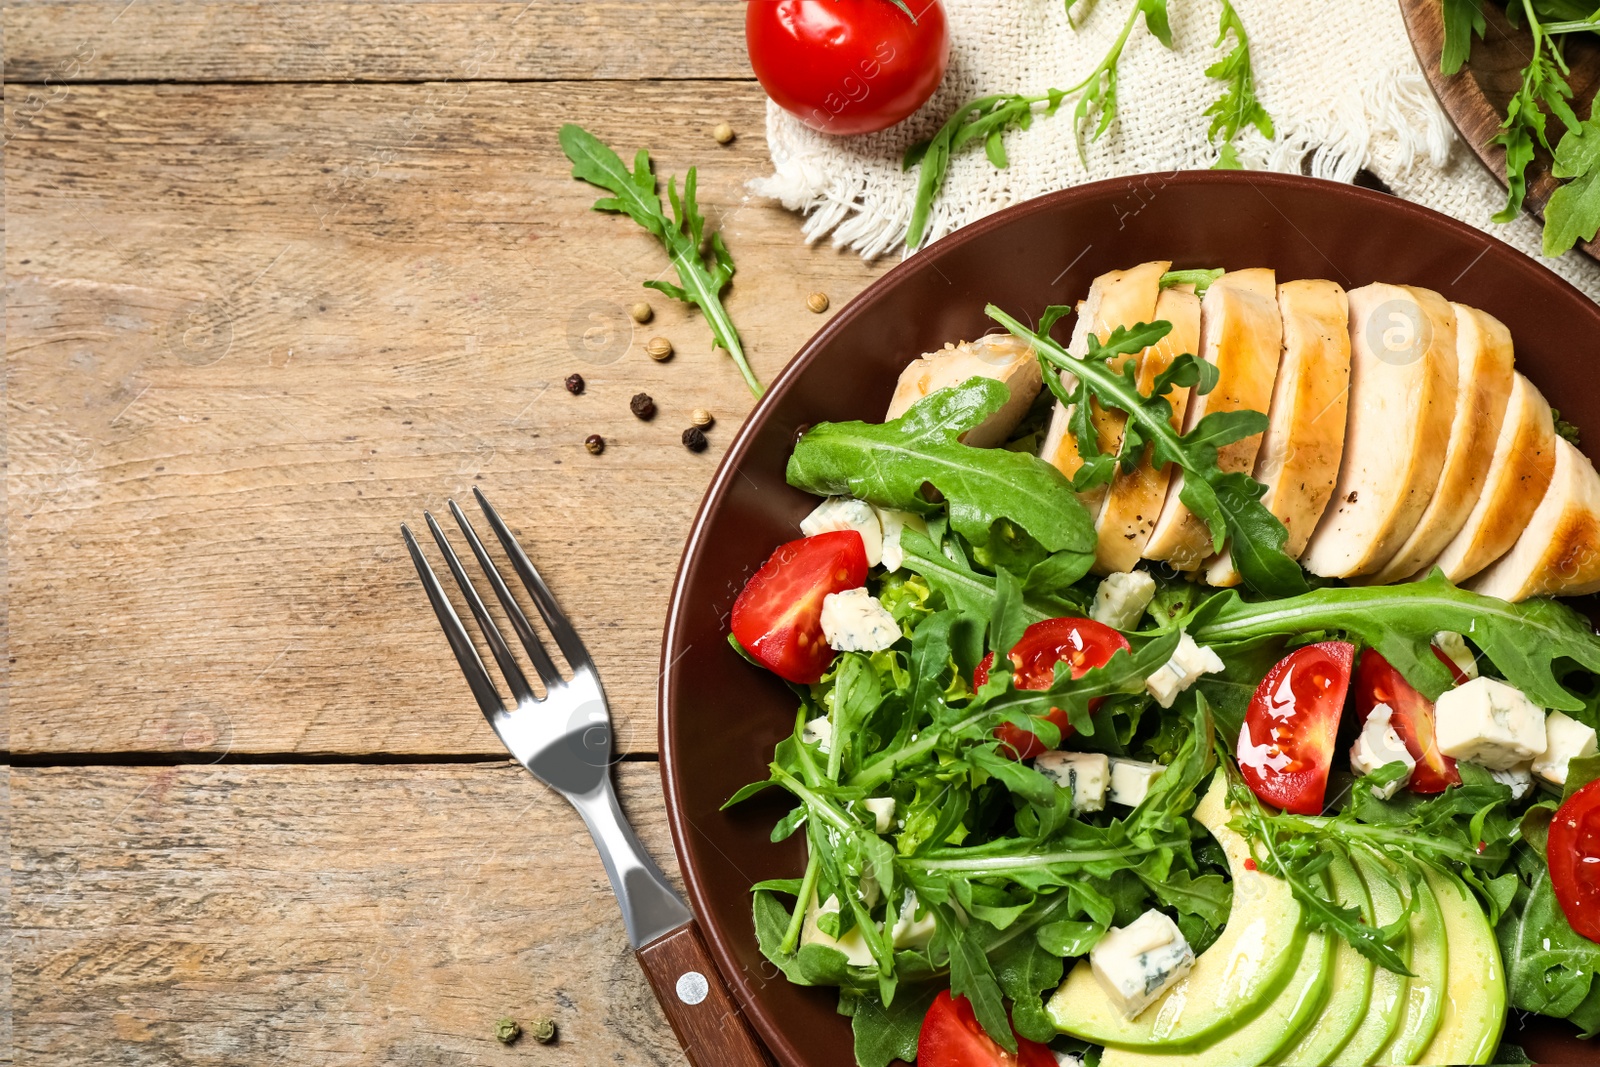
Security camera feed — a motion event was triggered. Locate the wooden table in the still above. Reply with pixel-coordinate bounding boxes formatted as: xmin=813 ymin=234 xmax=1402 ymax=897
xmin=4 ymin=6 xmax=888 ymax=1062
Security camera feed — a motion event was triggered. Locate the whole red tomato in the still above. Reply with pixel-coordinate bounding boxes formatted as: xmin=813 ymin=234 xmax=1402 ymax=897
xmin=745 ymin=0 xmax=951 ymax=135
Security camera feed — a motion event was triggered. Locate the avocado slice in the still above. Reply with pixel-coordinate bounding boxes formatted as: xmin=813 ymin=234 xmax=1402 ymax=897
xmin=1372 ymin=862 xmax=1447 ymax=1065
xmin=1100 ymin=914 xmax=1334 ymax=1067
xmin=1048 ymin=774 xmax=1306 ymax=1049
xmin=1276 ymin=854 xmax=1376 ymax=1066
xmin=1412 ymin=867 xmax=1505 ymax=1066
xmin=1332 ymin=853 xmax=1411 ymax=1066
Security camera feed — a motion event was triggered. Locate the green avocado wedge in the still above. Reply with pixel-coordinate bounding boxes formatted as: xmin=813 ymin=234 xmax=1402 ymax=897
xmin=1048 ymin=774 xmax=1306 ymax=1049
xmin=1276 ymin=854 xmax=1376 ymax=1066
xmin=1412 ymin=867 xmax=1505 ymax=1066
xmin=1100 ymin=914 xmax=1334 ymax=1067
xmin=1373 ymin=863 xmax=1448 ymax=1065
xmin=1333 ymin=853 xmax=1411 ymax=1066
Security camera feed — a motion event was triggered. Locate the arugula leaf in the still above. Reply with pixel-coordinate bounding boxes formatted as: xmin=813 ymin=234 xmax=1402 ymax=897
xmin=1488 ymin=1 xmax=1582 ymax=227
xmin=901 ymin=0 xmax=1172 ymax=248
xmin=992 ymin=935 xmax=1065 ymax=1044
xmin=1160 ymin=267 xmax=1224 ymax=297
xmin=787 ymin=377 xmax=1098 ymax=561
xmin=1441 ymin=0 xmax=1488 ymax=75
xmin=989 ymin=305 xmax=1306 ymax=596
xmin=558 ymin=124 xmax=762 ymax=396
xmin=1552 ymin=406 xmax=1584 ymax=445
xmin=1203 ymin=1 xmax=1274 ymax=167
xmin=1544 ymin=110 xmax=1600 ymax=256
xmin=845 ymin=984 xmax=939 ymax=1067
xmin=1190 ymin=571 xmax=1600 ymax=711
xmin=1498 ymin=867 xmax=1600 ymax=1034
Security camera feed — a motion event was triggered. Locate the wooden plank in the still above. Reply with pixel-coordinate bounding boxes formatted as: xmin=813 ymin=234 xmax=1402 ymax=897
xmin=3 ymin=2 xmax=751 ymax=84
xmin=5 ymin=80 xmax=886 ymax=755
xmin=12 ymin=762 xmax=703 ymax=1066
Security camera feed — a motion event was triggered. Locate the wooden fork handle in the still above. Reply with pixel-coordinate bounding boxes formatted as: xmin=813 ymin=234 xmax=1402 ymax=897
xmin=637 ymin=920 xmax=773 ymax=1067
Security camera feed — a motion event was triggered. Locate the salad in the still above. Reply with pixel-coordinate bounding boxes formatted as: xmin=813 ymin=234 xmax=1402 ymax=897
xmin=721 ymin=262 xmax=1600 ymax=1067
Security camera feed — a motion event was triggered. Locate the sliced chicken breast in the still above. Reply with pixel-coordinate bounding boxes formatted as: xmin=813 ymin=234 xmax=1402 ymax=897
xmin=1093 ymin=285 xmax=1202 ymax=574
xmin=1142 ymin=268 xmax=1283 ymax=571
xmin=1299 ymin=284 xmax=1459 ymax=579
xmin=1205 ymin=279 xmax=1351 ymax=587
xmin=1367 ymin=304 xmax=1516 ymax=584
xmin=1470 ymin=436 xmax=1600 ymax=601
xmin=1432 ymin=373 xmax=1557 ymax=583
xmin=885 ymin=334 xmax=1043 ymax=447
xmin=1041 ymin=261 xmax=1169 ymax=513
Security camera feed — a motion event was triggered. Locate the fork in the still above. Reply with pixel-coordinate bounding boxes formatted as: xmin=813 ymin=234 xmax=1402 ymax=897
xmin=403 ymin=489 xmax=770 ymax=1067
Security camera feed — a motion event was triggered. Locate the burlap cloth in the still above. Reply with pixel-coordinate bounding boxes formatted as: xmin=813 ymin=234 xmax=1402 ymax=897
xmin=752 ymin=0 xmax=1600 ymax=302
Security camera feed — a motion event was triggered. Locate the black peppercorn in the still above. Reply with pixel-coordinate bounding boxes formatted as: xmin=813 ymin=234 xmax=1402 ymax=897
xmin=682 ymin=426 xmax=708 ymax=453
xmin=630 ymin=392 xmax=656 ymax=420
xmin=564 ymin=373 xmax=584 ymax=395
xmin=584 ymin=434 xmax=605 ymax=455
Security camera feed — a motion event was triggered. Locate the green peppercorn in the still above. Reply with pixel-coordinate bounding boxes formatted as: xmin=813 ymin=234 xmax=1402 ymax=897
xmin=495 ymin=1017 xmax=521 ymax=1045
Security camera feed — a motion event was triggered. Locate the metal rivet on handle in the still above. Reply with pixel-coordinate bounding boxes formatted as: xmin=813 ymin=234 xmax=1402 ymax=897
xmin=675 ymin=971 xmax=709 ymax=1006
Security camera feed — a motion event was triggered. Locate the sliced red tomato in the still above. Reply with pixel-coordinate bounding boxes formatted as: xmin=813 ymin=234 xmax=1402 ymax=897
xmin=917 ymin=991 xmax=1056 ymax=1067
xmin=973 ymin=617 xmax=1129 ymax=759
xmin=730 ymin=531 xmax=868 ymax=685
xmin=1237 ymin=641 xmax=1355 ymax=815
xmin=1549 ymin=777 xmax=1600 ymax=943
xmin=1353 ymin=649 xmax=1460 ymax=794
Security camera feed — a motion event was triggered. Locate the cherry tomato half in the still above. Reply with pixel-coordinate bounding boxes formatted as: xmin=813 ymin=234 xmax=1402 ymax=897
xmin=917 ymin=991 xmax=1056 ymax=1067
xmin=1237 ymin=642 xmax=1355 ymax=815
xmin=1549 ymin=777 xmax=1600 ymax=943
xmin=974 ymin=617 xmax=1130 ymax=759
xmin=745 ymin=0 xmax=951 ymax=135
xmin=1353 ymin=649 xmax=1460 ymax=794
xmin=730 ymin=531 xmax=869 ymax=684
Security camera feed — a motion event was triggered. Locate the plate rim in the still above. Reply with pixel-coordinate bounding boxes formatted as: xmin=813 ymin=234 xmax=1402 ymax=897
xmin=655 ymin=168 xmax=1600 ymax=1066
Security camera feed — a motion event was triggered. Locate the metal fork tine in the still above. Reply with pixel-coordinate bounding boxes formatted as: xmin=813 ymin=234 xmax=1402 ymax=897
xmin=472 ymin=487 xmax=594 ymax=672
xmin=447 ymin=498 xmax=564 ymax=689
xmin=401 ymin=523 xmax=509 ymax=719
xmin=423 ymin=511 xmax=538 ymax=707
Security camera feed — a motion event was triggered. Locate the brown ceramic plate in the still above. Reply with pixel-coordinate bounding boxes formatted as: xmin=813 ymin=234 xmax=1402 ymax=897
xmin=658 ymin=171 xmax=1600 ymax=1067
xmin=1400 ymin=0 xmax=1600 ymax=262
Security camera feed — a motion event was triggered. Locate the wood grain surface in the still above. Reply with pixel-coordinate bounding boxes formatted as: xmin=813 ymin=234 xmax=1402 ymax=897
xmin=5 ymin=79 xmax=883 ymax=756
xmin=4 ymin=2 xmax=752 ymax=84
xmin=1401 ymin=0 xmax=1600 ymax=260
xmin=12 ymin=763 xmax=694 ymax=1066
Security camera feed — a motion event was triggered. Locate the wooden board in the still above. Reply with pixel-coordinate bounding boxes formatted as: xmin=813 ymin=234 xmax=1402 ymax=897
xmin=1401 ymin=0 xmax=1600 ymax=260
xmin=2 ymin=2 xmax=751 ymax=83
xmin=5 ymin=80 xmax=885 ymax=756
xmin=11 ymin=762 xmax=693 ymax=1066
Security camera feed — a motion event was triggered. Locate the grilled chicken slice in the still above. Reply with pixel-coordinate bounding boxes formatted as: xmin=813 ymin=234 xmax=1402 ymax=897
xmin=1142 ymin=268 xmax=1283 ymax=571
xmin=1367 ymin=304 xmax=1516 ymax=584
xmin=1094 ymin=285 xmax=1202 ymax=574
xmin=1041 ymin=261 xmax=1170 ymax=513
xmin=1470 ymin=436 xmax=1600 ymax=601
xmin=1205 ymin=279 xmax=1351 ymax=587
xmin=885 ymin=334 xmax=1043 ymax=447
xmin=1300 ymin=284 xmax=1459 ymax=578
xmin=1432 ymin=373 xmax=1557 ymax=583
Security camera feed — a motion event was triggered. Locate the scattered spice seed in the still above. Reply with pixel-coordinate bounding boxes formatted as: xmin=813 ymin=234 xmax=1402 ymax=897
xmin=807 ymin=291 xmax=830 ymax=314
xmin=713 ymin=122 xmax=735 ymax=145
xmin=584 ymin=434 xmax=605 ymax=455
xmin=495 ymin=1018 xmax=522 ymax=1045
xmin=691 ymin=408 xmax=715 ymax=429
xmin=682 ymin=426 xmax=708 ymax=453
xmin=630 ymin=392 xmax=656 ymax=420
xmin=646 ymin=336 xmax=674 ymax=361
xmin=531 ymin=1018 xmax=557 ymax=1044
xmin=629 ymin=301 xmax=653 ymax=324
xmin=564 ymin=373 xmax=585 ymax=395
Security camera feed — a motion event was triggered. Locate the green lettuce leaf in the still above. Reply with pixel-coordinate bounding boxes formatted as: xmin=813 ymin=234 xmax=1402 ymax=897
xmin=787 ymin=377 xmax=1097 ymax=563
